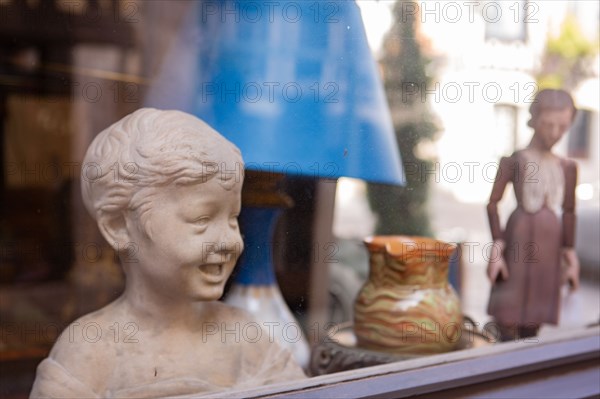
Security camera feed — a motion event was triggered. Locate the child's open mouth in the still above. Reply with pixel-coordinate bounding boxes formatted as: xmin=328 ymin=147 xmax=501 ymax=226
xmin=198 ymin=263 xmax=223 ymax=281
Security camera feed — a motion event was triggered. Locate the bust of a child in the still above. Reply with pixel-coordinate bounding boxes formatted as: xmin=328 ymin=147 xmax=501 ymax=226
xmin=30 ymin=109 xmax=304 ymax=398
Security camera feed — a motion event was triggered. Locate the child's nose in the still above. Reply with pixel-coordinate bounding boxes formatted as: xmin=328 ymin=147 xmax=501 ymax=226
xmin=222 ymin=229 xmax=243 ymax=253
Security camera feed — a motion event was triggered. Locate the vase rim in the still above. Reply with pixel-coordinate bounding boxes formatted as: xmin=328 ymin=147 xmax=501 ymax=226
xmin=364 ymin=235 xmax=457 ymax=257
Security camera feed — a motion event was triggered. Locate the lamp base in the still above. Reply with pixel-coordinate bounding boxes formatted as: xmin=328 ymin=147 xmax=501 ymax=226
xmin=226 ymin=283 xmax=310 ymax=369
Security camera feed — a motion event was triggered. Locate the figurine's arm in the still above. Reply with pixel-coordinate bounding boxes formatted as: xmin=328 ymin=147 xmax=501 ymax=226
xmin=562 ymin=160 xmax=579 ymax=290
xmin=487 ymin=156 xmax=512 ymax=241
xmin=486 ymin=156 xmax=513 ymax=283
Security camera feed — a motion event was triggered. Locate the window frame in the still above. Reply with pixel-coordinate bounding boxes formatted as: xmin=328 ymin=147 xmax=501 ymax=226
xmin=218 ymin=326 xmax=600 ymax=398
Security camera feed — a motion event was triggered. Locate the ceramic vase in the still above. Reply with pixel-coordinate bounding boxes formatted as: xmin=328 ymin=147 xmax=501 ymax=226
xmin=354 ymin=236 xmax=462 ymax=354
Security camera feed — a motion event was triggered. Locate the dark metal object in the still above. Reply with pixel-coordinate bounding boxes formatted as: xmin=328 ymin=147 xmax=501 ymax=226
xmin=309 ymin=319 xmax=490 ymax=376
xmin=310 ymin=340 xmax=417 ymax=376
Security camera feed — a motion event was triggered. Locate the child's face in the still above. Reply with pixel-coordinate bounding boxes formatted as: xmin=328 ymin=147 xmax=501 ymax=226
xmin=532 ymin=108 xmax=574 ymax=151
xmin=126 ymin=169 xmax=243 ymax=302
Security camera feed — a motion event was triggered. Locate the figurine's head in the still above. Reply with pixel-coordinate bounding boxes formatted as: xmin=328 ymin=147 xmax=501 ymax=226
xmin=528 ymin=89 xmax=577 ymax=151
xmin=81 ymin=108 xmax=244 ymax=301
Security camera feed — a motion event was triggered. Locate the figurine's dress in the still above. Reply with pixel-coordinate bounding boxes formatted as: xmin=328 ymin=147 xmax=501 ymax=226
xmin=487 ymin=149 xmax=577 ymax=326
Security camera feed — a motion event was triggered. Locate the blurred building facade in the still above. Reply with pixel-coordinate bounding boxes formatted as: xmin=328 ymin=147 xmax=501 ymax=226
xmin=410 ymin=1 xmax=600 ymax=270
xmin=413 ymin=0 xmax=599 ymax=203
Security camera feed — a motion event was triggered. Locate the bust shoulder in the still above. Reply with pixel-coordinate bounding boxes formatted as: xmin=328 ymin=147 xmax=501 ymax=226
xmin=47 ymin=303 xmax=125 ymax=393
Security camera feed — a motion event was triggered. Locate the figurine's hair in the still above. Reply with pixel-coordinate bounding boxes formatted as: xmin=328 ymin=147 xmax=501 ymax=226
xmin=81 ymin=108 xmax=243 ymax=236
xmin=528 ymin=89 xmax=577 ymax=128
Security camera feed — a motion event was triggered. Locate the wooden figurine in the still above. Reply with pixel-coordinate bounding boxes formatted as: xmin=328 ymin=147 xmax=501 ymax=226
xmin=486 ymin=89 xmax=580 ymax=341
xmin=30 ymin=109 xmax=304 ymax=398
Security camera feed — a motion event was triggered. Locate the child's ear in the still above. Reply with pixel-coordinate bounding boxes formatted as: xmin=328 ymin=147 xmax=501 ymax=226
xmin=97 ymin=212 xmax=131 ymax=251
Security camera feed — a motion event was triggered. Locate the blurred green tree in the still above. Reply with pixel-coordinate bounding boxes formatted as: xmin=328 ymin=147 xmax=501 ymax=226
xmin=537 ymin=15 xmax=599 ymax=90
xmin=368 ymin=1 xmax=438 ymax=236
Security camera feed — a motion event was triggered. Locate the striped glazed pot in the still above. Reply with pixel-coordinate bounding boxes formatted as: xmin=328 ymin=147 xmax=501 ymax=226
xmin=354 ymin=236 xmax=462 ymax=354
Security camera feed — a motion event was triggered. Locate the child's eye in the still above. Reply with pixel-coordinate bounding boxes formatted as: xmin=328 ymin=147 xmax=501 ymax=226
xmin=192 ymin=216 xmax=210 ymax=229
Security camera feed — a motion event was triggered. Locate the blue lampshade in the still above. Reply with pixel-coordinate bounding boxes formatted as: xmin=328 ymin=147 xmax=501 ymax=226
xmin=193 ymin=0 xmax=404 ymax=185
xmin=142 ymin=1 xmax=404 ymax=369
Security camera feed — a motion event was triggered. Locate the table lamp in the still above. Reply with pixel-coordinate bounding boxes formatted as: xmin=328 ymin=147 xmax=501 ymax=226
xmin=189 ymin=0 xmax=405 ymax=369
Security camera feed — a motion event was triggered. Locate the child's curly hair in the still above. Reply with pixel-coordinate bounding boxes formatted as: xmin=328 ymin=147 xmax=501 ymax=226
xmin=81 ymin=108 xmax=244 ymax=240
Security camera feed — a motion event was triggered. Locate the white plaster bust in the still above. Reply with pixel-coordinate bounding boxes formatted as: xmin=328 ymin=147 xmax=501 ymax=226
xmin=30 ymin=109 xmax=305 ymax=398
